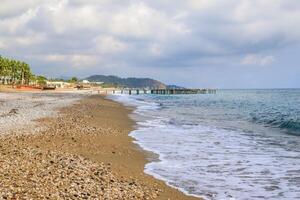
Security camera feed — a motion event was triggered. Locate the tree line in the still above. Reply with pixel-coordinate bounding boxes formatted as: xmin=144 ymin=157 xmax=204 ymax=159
xmin=0 ymin=55 xmax=32 ymax=85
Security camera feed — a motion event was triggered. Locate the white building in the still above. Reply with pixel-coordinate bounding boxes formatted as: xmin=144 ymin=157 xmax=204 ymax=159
xmin=46 ymin=81 xmax=71 ymax=88
xmin=82 ymin=80 xmax=90 ymax=84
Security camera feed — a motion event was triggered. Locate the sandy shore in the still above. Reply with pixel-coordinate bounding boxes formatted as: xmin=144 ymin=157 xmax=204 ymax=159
xmin=0 ymin=92 xmax=84 ymax=135
xmin=0 ymin=92 xmax=200 ymax=199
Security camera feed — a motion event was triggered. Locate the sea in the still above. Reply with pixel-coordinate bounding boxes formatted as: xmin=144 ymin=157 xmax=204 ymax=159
xmin=109 ymin=89 xmax=300 ymax=200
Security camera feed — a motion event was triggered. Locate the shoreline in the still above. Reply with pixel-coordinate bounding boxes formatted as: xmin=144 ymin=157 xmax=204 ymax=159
xmin=108 ymin=95 xmax=205 ymax=199
xmin=0 ymin=92 xmax=200 ymax=199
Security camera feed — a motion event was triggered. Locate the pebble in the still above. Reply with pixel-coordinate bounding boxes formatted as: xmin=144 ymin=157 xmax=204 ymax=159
xmin=0 ymin=93 xmax=158 ymax=199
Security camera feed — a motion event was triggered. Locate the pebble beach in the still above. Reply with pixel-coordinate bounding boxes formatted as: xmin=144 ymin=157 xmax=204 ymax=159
xmin=0 ymin=91 xmax=199 ymax=200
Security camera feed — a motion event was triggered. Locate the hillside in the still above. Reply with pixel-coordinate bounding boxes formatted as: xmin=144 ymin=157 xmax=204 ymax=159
xmin=86 ymin=75 xmax=167 ymax=89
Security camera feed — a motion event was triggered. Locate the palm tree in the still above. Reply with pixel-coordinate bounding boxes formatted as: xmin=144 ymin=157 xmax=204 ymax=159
xmin=0 ymin=56 xmax=33 ymax=85
xmin=22 ymin=62 xmax=31 ymax=84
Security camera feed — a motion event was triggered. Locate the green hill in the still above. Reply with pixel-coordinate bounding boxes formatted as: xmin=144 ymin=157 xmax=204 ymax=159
xmin=86 ymin=75 xmax=167 ymax=89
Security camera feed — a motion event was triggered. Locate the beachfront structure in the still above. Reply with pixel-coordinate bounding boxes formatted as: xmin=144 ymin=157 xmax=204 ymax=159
xmin=46 ymin=81 xmax=71 ymax=88
xmin=82 ymin=80 xmax=90 ymax=84
xmin=78 ymin=80 xmax=104 ymax=86
xmin=88 ymin=81 xmax=104 ymax=85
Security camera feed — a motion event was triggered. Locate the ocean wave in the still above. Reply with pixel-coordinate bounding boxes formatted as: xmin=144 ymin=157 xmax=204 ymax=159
xmin=110 ymin=90 xmax=300 ymax=200
xmin=279 ymin=120 xmax=300 ymax=134
xmin=251 ymin=114 xmax=300 ymax=135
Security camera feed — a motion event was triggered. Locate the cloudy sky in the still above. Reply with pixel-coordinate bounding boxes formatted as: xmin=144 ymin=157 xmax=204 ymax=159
xmin=1 ymin=0 xmax=300 ymax=88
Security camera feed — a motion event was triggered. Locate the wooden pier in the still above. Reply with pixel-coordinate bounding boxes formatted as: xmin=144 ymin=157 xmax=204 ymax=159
xmin=150 ymin=89 xmax=216 ymax=95
xmin=96 ymin=88 xmax=216 ymax=95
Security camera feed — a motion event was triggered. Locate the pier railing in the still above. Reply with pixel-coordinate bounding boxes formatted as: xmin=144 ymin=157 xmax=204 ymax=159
xmin=94 ymin=88 xmax=217 ymax=95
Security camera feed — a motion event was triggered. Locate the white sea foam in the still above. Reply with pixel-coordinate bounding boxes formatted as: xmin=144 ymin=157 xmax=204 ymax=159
xmin=109 ymin=94 xmax=300 ymax=200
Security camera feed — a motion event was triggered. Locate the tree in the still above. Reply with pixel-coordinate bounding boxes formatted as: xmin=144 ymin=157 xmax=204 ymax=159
xmin=69 ymin=77 xmax=78 ymax=83
xmin=36 ymin=75 xmax=47 ymax=86
xmin=21 ymin=62 xmax=31 ymax=84
xmin=0 ymin=56 xmax=33 ymax=85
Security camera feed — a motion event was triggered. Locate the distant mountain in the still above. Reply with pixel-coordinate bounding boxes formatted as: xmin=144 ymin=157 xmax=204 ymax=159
xmin=86 ymin=75 xmax=167 ymax=89
xmin=166 ymin=85 xmax=186 ymax=89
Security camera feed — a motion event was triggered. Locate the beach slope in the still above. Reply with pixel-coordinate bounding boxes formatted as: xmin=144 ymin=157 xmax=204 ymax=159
xmin=0 ymin=93 xmax=200 ymax=199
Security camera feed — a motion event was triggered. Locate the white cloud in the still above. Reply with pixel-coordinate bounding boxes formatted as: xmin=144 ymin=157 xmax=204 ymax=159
xmin=149 ymin=44 xmax=163 ymax=56
xmin=0 ymin=34 xmax=45 ymax=51
xmin=187 ymin=0 xmax=218 ymax=10
xmin=69 ymin=54 xmax=98 ymax=68
xmin=228 ymin=0 xmax=300 ymax=45
xmin=241 ymin=54 xmax=275 ymax=66
xmin=0 ymin=0 xmax=300 ymax=73
xmin=44 ymin=54 xmax=66 ymax=62
xmin=109 ymin=2 xmax=189 ymax=40
xmin=94 ymin=36 xmax=127 ymax=54
xmin=0 ymin=0 xmax=41 ymax=18
xmin=43 ymin=54 xmax=98 ymax=68
xmin=0 ymin=41 xmax=6 ymax=49
xmin=0 ymin=8 xmax=37 ymax=34
xmin=46 ymin=1 xmax=103 ymax=34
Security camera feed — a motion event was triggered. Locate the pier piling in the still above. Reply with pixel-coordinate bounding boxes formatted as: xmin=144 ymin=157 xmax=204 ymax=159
xmin=101 ymin=88 xmax=216 ymax=95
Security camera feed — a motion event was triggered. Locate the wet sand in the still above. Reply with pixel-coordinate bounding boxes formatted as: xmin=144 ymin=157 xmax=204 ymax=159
xmin=0 ymin=93 xmax=200 ymax=199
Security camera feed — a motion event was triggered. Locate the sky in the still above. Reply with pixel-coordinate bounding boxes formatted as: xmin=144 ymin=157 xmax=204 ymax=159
xmin=0 ymin=0 xmax=300 ymax=88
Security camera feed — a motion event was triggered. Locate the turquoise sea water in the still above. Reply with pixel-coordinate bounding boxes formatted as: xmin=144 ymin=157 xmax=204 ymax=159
xmin=110 ymin=89 xmax=300 ymax=200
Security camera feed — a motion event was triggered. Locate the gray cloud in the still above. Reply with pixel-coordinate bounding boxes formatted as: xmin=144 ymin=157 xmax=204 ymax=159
xmin=1 ymin=0 xmax=300 ymax=87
